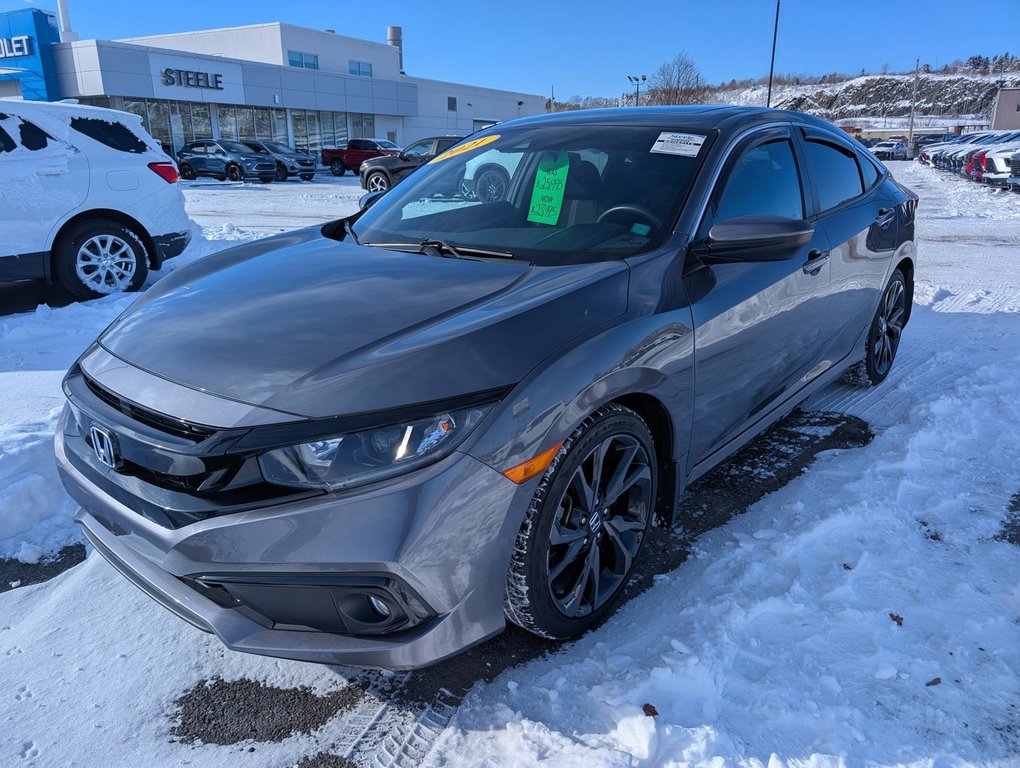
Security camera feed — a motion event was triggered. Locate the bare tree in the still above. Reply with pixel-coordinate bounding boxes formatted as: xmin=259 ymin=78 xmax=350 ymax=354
xmin=645 ymin=52 xmax=706 ymax=105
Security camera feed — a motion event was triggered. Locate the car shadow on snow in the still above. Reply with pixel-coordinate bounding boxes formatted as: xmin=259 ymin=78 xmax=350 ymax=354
xmin=166 ymin=409 xmax=874 ymax=767
xmin=0 ymin=279 xmax=78 ymax=317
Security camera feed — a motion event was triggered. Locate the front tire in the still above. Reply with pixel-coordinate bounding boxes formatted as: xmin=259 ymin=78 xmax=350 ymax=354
xmin=366 ymin=171 xmax=390 ymax=192
xmin=275 ymin=163 xmax=288 ymax=182
xmin=504 ymin=404 xmax=656 ymax=640
xmin=226 ymin=164 xmax=243 ymax=182
xmin=53 ymin=219 xmax=149 ymax=300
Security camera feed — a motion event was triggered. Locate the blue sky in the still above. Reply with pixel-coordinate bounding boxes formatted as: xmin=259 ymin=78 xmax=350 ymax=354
xmin=4 ymin=0 xmax=1019 ymax=97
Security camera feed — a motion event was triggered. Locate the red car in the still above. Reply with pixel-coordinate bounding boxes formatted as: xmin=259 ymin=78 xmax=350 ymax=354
xmin=322 ymin=138 xmax=400 ymax=176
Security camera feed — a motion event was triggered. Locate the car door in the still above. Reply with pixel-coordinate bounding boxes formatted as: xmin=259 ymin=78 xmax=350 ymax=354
xmin=207 ymin=142 xmax=229 ymax=176
xmin=799 ymin=129 xmax=901 ymax=362
xmin=183 ymin=142 xmax=207 ymax=175
xmin=347 ymin=139 xmax=373 ymax=169
xmin=0 ymin=112 xmax=89 ymax=268
xmin=684 ymin=127 xmax=839 ymax=473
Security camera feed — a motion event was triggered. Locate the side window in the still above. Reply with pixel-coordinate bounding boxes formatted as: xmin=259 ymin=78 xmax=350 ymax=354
xmin=18 ymin=119 xmax=52 ymax=151
xmin=715 ymin=138 xmax=804 ymax=222
xmin=70 ymin=117 xmax=147 ymax=154
xmin=804 ymin=139 xmax=864 ymax=211
xmin=189 ymin=143 xmax=205 ymax=154
xmin=403 ymin=140 xmax=434 ymax=158
xmin=349 ymin=139 xmax=366 ymax=151
xmin=436 ymin=139 xmax=458 ymax=153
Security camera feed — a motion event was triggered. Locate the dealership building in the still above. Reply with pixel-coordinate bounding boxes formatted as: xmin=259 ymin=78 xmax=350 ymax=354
xmin=0 ymin=6 xmax=545 ymax=156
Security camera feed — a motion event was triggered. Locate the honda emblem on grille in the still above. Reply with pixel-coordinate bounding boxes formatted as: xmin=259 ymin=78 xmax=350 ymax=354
xmin=89 ymin=424 xmax=118 ymax=469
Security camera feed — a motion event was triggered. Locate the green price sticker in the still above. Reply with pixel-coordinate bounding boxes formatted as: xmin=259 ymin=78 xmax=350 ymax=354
xmin=526 ymin=151 xmax=570 ymax=225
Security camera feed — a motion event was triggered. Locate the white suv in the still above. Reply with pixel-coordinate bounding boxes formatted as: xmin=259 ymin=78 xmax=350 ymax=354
xmin=0 ymin=100 xmax=191 ymax=299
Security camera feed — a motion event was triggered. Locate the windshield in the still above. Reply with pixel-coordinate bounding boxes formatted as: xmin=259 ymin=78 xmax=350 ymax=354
xmin=376 ymin=140 xmax=400 ymax=149
xmin=353 ymin=125 xmax=708 ymax=266
xmin=220 ymin=140 xmax=253 ymax=154
xmin=262 ymin=141 xmax=299 ymax=154
xmin=242 ymin=142 xmax=268 ymax=154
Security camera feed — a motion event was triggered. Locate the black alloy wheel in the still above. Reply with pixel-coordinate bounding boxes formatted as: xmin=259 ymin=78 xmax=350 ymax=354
xmin=505 ymin=404 xmax=656 ymax=639
xmin=226 ymin=164 xmax=244 ymax=182
xmin=275 ymin=163 xmax=288 ymax=182
xmin=475 ymin=168 xmax=508 ymax=202
xmin=866 ymin=269 xmax=907 ymax=383
xmin=178 ymin=163 xmax=196 ymax=180
xmin=330 ymin=159 xmax=346 ymax=176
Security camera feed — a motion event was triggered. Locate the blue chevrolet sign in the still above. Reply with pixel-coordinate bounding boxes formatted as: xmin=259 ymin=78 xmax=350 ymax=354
xmin=0 ymin=8 xmax=60 ymax=101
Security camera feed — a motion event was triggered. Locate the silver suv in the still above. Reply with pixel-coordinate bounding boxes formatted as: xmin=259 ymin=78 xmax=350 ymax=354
xmin=241 ymin=140 xmax=317 ymax=182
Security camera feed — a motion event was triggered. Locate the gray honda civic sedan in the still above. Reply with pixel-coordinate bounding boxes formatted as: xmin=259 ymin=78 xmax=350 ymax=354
xmin=56 ymin=107 xmax=917 ymax=669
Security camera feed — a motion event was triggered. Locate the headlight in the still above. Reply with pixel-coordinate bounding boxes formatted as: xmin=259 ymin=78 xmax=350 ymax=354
xmin=258 ymin=405 xmax=493 ymax=491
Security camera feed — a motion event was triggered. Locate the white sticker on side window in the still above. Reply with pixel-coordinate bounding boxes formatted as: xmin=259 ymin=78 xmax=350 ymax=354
xmin=650 ymin=132 xmax=705 ymax=157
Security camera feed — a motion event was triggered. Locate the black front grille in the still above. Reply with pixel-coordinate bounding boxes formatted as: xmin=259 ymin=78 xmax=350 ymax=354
xmin=1010 ymin=155 xmax=1020 ymax=176
xmin=82 ymin=372 xmax=216 ymax=441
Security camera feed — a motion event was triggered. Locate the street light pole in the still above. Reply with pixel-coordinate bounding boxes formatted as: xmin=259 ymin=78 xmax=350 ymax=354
xmin=766 ymin=0 xmax=780 ymax=108
xmin=627 ymin=74 xmax=646 ymax=106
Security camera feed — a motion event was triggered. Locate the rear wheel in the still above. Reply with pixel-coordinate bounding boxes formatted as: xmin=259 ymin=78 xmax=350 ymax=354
xmin=504 ymin=404 xmax=656 ymax=639
xmin=179 ymin=163 xmax=196 ymax=180
xmin=843 ymin=268 xmax=908 ymax=386
xmin=366 ymin=171 xmax=390 ymax=193
xmin=330 ymin=159 xmax=346 ymax=176
xmin=54 ymin=219 xmax=149 ymax=300
xmin=475 ymin=168 xmax=510 ymax=202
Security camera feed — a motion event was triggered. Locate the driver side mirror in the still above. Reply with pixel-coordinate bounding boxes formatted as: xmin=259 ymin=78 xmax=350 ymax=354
xmin=358 ymin=190 xmax=387 ymax=210
xmin=694 ymin=215 xmax=814 ymax=263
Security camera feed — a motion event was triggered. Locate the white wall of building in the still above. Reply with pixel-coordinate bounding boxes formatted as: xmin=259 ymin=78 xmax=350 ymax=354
xmin=120 ymin=24 xmax=285 ymax=66
xmin=401 ymin=76 xmax=546 ymax=143
xmin=278 ymin=24 xmax=401 ymax=80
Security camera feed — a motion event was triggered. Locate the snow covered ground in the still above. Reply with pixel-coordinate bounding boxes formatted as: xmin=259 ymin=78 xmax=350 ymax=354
xmin=1 ymin=165 xmax=1018 ymax=767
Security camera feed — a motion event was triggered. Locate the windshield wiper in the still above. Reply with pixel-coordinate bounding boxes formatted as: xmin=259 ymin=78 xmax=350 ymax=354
xmin=362 ymin=239 xmax=515 ymax=260
xmin=343 ymin=219 xmax=361 ymax=246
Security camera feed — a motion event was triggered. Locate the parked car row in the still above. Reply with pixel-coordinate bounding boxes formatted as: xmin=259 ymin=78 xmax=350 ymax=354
xmin=176 ymin=139 xmax=317 ymax=183
xmin=916 ymin=130 xmax=1020 ymax=190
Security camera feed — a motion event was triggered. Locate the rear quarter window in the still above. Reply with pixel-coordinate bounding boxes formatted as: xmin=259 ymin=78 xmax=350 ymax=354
xmin=70 ymin=117 xmax=148 ymax=154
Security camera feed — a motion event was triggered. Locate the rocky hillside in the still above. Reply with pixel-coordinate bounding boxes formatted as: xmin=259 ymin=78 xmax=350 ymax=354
xmin=712 ymin=73 xmax=1020 ymax=121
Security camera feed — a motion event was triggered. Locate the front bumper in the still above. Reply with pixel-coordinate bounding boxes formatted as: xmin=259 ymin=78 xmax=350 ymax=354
xmin=56 ymin=408 xmax=529 ymax=669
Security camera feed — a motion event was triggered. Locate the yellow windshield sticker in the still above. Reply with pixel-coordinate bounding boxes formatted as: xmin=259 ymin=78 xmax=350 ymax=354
xmin=428 ymin=133 xmax=501 ymax=163
xmin=526 ymin=151 xmax=570 ymax=225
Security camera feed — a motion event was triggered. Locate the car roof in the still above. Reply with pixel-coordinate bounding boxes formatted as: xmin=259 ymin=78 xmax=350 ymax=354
xmin=497 ymin=105 xmax=856 ymax=139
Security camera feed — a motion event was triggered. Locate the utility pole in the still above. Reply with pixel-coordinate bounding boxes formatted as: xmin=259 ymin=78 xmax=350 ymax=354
xmin=766 ymin=0 xmax=780 ymax=107
xmin=907 ymin=57 xmax=919 ymax=151
xmin=550 ymin=84 xmax=555 ymax=113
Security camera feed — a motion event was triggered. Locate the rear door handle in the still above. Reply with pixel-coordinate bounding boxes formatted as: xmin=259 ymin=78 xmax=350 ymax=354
xmin=875 ymin=208 xmax=896 ymax=227
xmin=802 ymin=248 xmax=829 ymax=275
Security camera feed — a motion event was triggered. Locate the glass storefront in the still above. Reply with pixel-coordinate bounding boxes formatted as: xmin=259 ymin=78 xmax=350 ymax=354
xmin=290 ymin=109 xmax=348 ymax=156
xmin=81 ymin=97 xmax=352 ymax=160
xmin=351 ymin=113 xmax=375 ymax=139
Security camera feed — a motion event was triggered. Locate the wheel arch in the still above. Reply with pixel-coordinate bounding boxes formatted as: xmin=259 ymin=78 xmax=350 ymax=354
xmin=50 ymin=208 xmax=155 ymax=280
xmin=610 ymin=392 xmax=679 ymax=527
xmin=894 ymin=254 xmax=914 ymax=323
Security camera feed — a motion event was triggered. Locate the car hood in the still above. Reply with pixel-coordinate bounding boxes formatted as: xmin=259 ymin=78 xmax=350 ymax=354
xmin=98 ymin=227 xmax=629 ymax=419
xmin=241 ymin=154 xmax=270 ymax=163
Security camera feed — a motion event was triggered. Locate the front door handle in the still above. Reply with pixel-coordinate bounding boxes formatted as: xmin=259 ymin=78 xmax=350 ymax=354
xmin=802 ymin=248 xmax=829 ymax=275
xmin=875 ymin=208 xmax=896 ymax=228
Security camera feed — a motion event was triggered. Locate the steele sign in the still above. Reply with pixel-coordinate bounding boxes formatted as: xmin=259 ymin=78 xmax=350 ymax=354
xmin=0 ymin=35 xmax=31 ymax=59
xmin=161 ymin=67 xmax=224 ymax=91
